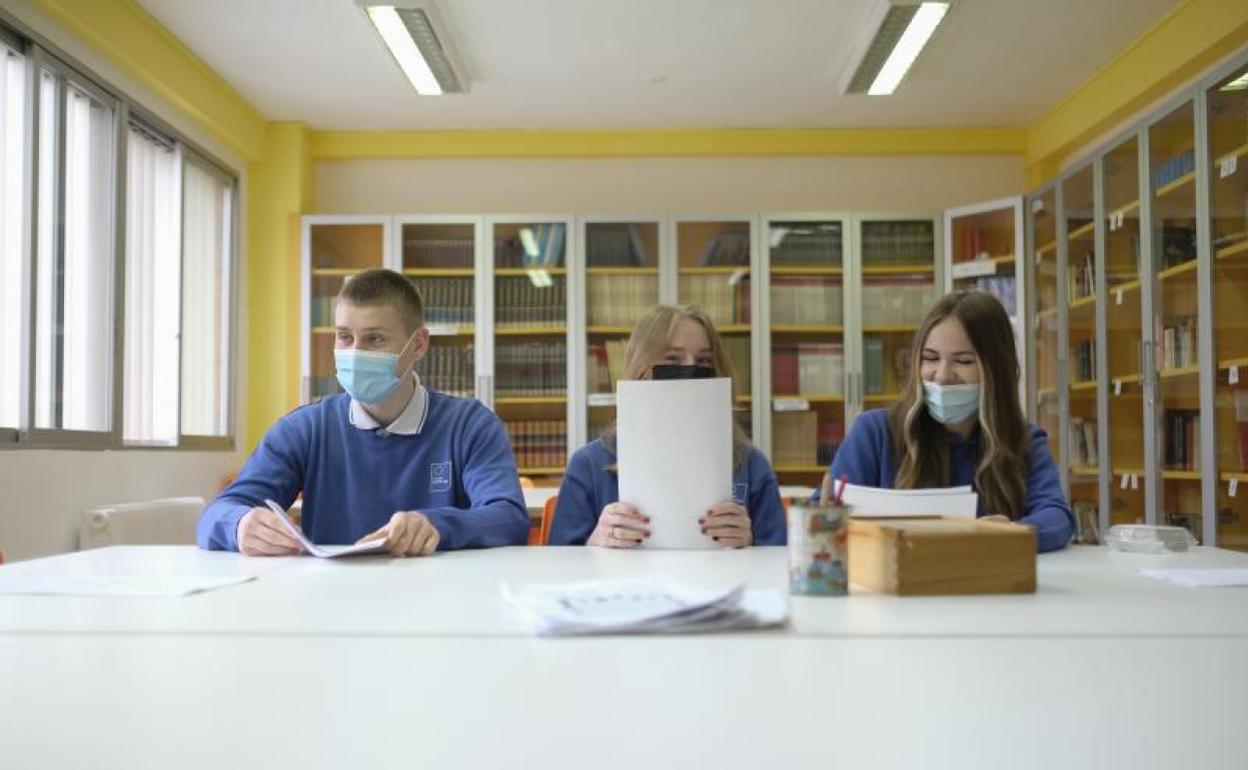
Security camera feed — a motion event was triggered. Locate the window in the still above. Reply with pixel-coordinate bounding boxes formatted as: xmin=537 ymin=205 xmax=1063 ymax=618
xmin=34 ymin=65 xmax=116 ymax=436
xmin=180 ymin=155 xmax=233 ymax=439
xmin=0 ymin=37 xmax=24 ymax=430
xmin=123 ymin=120 xmax=180 ymax=445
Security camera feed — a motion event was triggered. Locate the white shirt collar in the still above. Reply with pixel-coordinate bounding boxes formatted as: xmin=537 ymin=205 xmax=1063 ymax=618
xmin=348 ymin=373 xmax=429 ymax=435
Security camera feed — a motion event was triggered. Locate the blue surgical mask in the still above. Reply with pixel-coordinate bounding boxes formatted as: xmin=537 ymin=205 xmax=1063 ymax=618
xmin=334 ymin=349 xmax=404 ymax=404
xmin=922 ymin=381 xmax=980 ymax=425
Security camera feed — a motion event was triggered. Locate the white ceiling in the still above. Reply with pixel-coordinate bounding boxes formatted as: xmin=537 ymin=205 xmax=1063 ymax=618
xmin=135 ymin=0 xmax=1183 ymax=131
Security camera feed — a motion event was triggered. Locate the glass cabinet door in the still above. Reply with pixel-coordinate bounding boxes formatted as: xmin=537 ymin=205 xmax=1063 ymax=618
xmin=1063 ymin=166 xmax=1100 ymax=522
xmin=1148 ymin=102 xmax=1203 ymax=539
xmin=947 ymin=201 xmax=1022 ymax=320
xmin=857 ymin=217 xmax=938 ymax=431
xmin=1031 ymin=189 xmax=1062 ymax=482
xmin=766 ymin=218 xmax=846 ymax=486
xmin=491 ymin=220 xmax=569 ymax=483
xmin=1103 ymin=137 xmax=1146 ymax=531
xmin=583 ymin=220 xmax=660 ymax=442
xmin=399 ymin=219 xmax=476 ymax=399
xmin=305 ymin=220 xmax=387 ymax=402
xmin=676 ymin=219 xmax=754 ymax=438
xmin=1208 ymin=61 xmax=1248 ymax=551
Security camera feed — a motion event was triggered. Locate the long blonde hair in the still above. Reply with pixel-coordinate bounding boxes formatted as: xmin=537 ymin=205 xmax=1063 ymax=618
xmin=600 ymin=304 xmax=751 ymax=469
xmin=887 ymin=291 xmax=1028 ymax=519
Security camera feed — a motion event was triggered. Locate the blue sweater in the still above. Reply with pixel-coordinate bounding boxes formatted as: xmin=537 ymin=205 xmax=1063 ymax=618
xmin=826 ymin=409 xmax=1074 ymax=552
xmin=197 ymin=391 xmax=530 ymax=551
xmin=549 ymin=438 xmax=787 ymax=546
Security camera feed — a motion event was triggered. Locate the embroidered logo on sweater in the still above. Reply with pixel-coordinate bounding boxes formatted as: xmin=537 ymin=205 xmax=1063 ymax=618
xmin=733 ymin=482 xmax=747 ymax=504
xmin=430 ymin=461 xmax=452 ymax=492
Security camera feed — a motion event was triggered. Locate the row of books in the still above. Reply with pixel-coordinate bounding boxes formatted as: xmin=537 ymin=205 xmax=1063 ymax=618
xmin=769 ymin=277 xmax=841 ymax=326
xmin=772 ymin=344 xmax=844 ymax=396
xmin=309 ymin=295 xmax=337 ymax=328
xmin=1157 ymin=316 xmax=1197 ymax=370
xmin=1068 ymin=252 xmax=1095 ymax=301
xmin=1163 ymin=409 xmax=1201 ymax=471
xmin=1153 ymin=148 xmax=1195 ymax=189
xmin=957 ymin=225 xmax=993 ymax=262
xmin=1235 ymin=391 xmax=1248 ymax=473
xmin=770 ymin=411 xmax=843 ymax=467
xmin=768 ymin=224 xmax=842 ymax=266
xmin=495 ymin=276 xmax=566 ymax=327
xmin=586 ymin=224 xmax=650 ymax=267
xmin=1072 ymin=339 xmax=1096 ymax=383
xmin=506 ymin=420 xmax=567 ymax=470
xmin=1159 ymin=225 xmax=1196 ymax=270
xmin=964 ymin=275 xmax=1018 ymax=316
xmin=587 ymin=340 xmax=626 ymax=395
xmin=496 ymin=224 xmax=567 ymax=268
xmin=697 ymin=230 xmax=751 ymax=266
xmin=412 ymin=276 xmax=474 ymax=324
xmin=587 ymin=275 xmax=658 ymax=327
xmin=1070 ymin=416 xmax=1098 ymax=466
xmin=860 ymin=278 xmax=938 ymax=326
xmin=860 ymin=221 xmax=934 ymax=265
xmin=682 ymin=274 xmax=751 ymax=326
xmin=496 ymin=342 xmax=566 ymax=397
xmin=417 ymin=345 xmax=474 ymax=397
xmin=403 ymin=237 xmax=474 ymax=269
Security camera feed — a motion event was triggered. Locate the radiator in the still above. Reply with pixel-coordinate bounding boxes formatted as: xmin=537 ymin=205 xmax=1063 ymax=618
xmin=79 ymin=497 xmax=206 ymax=550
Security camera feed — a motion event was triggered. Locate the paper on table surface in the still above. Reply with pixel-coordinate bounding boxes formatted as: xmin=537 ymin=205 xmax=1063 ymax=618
xmin=264 ymin=499 xmax=387 ymax=558
xmin=0 ymin=574 xmax=254 ymax=597
xmin=617 ymin=378 xmax=732 ymax=549
xmin=838 ymin=483 xmax=978 ymax=519
xmin=1139 ymin=568 xmax=1248 ymax=587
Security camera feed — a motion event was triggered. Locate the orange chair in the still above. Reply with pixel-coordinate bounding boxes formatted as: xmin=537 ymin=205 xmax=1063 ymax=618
xmin=538 ymin=495 xmax=558 ymax=546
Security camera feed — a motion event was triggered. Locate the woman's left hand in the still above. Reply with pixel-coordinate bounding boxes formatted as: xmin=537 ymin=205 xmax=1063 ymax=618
xmin=700 ymin=501 xmax=752 ymax=549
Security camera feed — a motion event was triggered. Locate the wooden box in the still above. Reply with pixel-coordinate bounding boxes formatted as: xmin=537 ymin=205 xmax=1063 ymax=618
xmin=848 ymin=518 xmax=1036 ymax=595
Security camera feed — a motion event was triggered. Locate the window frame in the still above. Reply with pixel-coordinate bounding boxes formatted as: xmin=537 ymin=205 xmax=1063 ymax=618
xmin=0 ymin=10 xmax=239 ymax=452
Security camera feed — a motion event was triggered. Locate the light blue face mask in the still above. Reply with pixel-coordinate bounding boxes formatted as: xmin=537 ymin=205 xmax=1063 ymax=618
xmin=334 ymin=349 xmax=404 ymax=404
xmin=922 ymin=381 xmax=981 ymax=425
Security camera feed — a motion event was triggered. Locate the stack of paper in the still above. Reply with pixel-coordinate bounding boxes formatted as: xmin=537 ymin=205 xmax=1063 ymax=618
xmin=838 ymin=483 xmax=979 ymax=519
xmin=503 ymin=578 xmax=788 ymax=636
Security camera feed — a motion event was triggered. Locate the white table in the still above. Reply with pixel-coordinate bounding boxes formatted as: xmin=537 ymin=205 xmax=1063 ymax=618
xmin=2 ymin=545 xmax=1246 ymax=769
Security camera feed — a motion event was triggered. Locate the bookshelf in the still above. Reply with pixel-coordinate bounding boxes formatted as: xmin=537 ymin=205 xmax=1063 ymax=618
xmin=1208 ymin=60 xmax=1248 ymax=551
xmin=1028 ymin=188 xmax=1062 ymax=478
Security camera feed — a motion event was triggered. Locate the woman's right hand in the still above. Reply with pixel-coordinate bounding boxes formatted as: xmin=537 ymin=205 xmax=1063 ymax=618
xmin=587 ymin=502 xmax=650 ymax=548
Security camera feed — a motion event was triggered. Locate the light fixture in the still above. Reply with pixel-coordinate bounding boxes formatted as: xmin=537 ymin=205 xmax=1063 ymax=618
xmin=840 ymin=1 xmax=950 ymax=96
xmin=1221 ymin=71 xmax=1248 ymax=92
xmin=360 ymin=1 xmax=466 ymax=95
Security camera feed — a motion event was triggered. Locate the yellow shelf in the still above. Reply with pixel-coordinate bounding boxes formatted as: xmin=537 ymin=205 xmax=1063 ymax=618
xmin=403 ymin=268 xmax=475 ymax=277
xmin=1220 ymin=356 xmax=1248 ymax=371
xmin=1111 ymin=467 xmax=1145 ymax=477
xmin=1038 ymin=387 xmax=1057 ymax=398
xmin=772 ymin=324 xmax=843 ymax=334
xmin=495 ymin=267 xmax=567 ymax=277
xmin=1069 ymin=380 xmax=1097 ymax=392
xmin=1156 ymin=259 xmax=1197 ymax=282
xmin=737 ymin=395 xmax=752 ymax=403
xmin=774 ymin=465 xmax=829 ymax=474
xmin=1036 ymin=241 xmax=1057 ymax=256
xmin=312 ymin=267 xmax=366 ymax=277
xmin=586 ymin=267 xmax=658 ymax=275
xmin=718 ymin=324 xmax=751 ymax=333
xmin=1069 ymin=464 xmax=1100 ymax=476
xmin=1155 ymin=171 xmax=1194 ymax=198
xmin=587 ymin=326 xmax=633 ymax=335
xmin=425 ymin=324 xmax=475 ymax=336
xmin=1037 ymin=306 xmax=1058 ymax=319
xmin=1107 ymin=200 xmax=1140 ymax=222
xmin=1159 ymin=365 xmax=1200 ymax=380
xmin=771 ymin=266 xmax=843 ymax=275
xmin=1161 ymin=470 xmax=1202 ymax=481
xmin=1068 ymin=294 xmax=1096 ymax=311
xmin=495 ymin=396 xmax=567 ymax=405
xmin=495 ymin=326 xmax=567 ymax=336
xmin=312 ymin=327 xmax=335 ymax=335
xmin=1222 ymin=472 xmax=1248 ymax=483
xmin=1067 ymin=222 xmax=1095 ymax=241
xmin=776 ymin=394 xmax=846 ymax=404
xmin=517 ymin=468 xmax=566 ymax=476
xmin=1111 ymin=373 xmax=1142 ymax=385
xmin=679 ymin=266 xmax=749 ymax=274
xmin=861 ymin=265 xmax=933 ymax=275
xmin=1216 ymin=238 xmax=1248 ymax=261
xmin=1108 ymin=279 xmax=1141 ymax=296
xmin=863 ymin=324 xmax=918 ymax=333
xmin=1215 ymin=142 xmax=1248 ymax=170
xmin=864 ymin=393 xmax=900 ymax=402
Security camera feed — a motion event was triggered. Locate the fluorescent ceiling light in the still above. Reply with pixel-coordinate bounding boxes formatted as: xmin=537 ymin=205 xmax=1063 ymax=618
xmin=1221 ymin=72 xmax=1248 ymax=92
xmin=362 ymin=2 xmax=465 ymax=95
xmin=840 ymin=1 xmax=950 ymax=96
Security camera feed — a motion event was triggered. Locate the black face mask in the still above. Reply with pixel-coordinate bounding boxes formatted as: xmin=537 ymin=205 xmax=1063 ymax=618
xmin=651 ymin=363 xmax=716 ymax=380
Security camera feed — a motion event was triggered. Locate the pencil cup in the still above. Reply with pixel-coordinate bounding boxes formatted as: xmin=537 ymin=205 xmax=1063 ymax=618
xmin=787 ymin=500 xmax=849 ymax=596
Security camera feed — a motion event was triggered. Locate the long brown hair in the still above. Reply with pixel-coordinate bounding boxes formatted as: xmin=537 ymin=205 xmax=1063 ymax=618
xmin=600 ymin=304 xmax=751 ymax=468
xmin=887 ymin=291 xmax=1028 ymax=519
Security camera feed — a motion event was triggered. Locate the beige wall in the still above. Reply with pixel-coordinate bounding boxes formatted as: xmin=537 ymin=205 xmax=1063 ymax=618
xmin=315 ymin=155 xmax=1026 ymax=214
xmin=0 ymin=1 xmax=250 ymax=562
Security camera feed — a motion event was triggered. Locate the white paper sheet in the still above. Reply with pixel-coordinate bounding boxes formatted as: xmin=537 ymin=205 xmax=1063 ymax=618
xmin=264 ymin=499 xmax=387 ymax=558
xmin=616 ymin=378 xmax=733 ymax=549
xmin=836 ymin=483 xmax=978 ymax=519
xmin=0 ymin=574 xmax=254 ymax=597
xmin=1139 ymin=568 xmax=1248 ymax=587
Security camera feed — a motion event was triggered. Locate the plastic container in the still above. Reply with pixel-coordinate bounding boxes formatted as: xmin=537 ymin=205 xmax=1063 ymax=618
xmin=1103 ymin=524 xmax=1197 ymax=554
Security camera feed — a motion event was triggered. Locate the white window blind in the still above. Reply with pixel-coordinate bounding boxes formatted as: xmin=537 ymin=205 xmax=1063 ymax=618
xmin=35 ymin=74 xmax=115 ymax=432
xmin=180 ymin=158 xmax=231 ymax=437
xmin=0 ymin=43 xmax=25 ymax=428
xmin=123 ymin=122 xmax=180 ymax=445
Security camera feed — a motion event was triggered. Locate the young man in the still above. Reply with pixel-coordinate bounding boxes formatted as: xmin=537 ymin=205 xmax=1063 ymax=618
xmin=197 ymin=268 xmax=530 ymax=556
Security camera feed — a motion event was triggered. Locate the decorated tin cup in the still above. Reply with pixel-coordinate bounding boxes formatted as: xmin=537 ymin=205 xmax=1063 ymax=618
xmin=787 ymin=499 xmax=849 ymax=596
